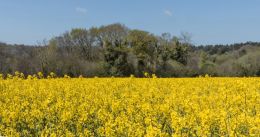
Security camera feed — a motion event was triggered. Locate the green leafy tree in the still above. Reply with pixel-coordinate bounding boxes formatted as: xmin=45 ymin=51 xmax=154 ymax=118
xmin=103 ymin=41 xmax=133 ymax=76
xmin=128 ymin=30 xmax=158 ymax=76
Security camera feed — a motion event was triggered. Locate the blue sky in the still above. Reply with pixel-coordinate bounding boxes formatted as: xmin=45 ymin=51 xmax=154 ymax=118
xmin=0 ymin=0 xmax=260 ymax=45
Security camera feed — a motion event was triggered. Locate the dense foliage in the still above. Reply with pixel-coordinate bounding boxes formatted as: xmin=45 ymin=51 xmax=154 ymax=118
xmin=0 ymin=74 xmax=259 ymax=136
xmin=1 ymin=23 xmax=260 ymax=77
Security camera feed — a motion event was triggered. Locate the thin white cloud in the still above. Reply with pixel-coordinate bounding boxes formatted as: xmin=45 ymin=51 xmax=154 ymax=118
xmin=163 ymin=10 xmax=173 ymax=17
xmin=76 ymin=7 xmax=87 ymax=14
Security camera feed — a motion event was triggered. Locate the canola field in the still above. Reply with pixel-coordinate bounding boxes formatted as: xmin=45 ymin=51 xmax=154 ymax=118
xmin=0 ymin=75 xmax=259 ymax=136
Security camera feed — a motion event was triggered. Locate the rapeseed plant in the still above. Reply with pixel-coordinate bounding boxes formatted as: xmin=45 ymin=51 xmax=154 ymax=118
xmin=0 ymin=73 xmax=259 ymax=136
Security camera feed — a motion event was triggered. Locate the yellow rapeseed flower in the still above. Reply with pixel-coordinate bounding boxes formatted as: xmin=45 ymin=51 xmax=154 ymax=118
xmin=0 ymin=77 xmax=259 ymax=136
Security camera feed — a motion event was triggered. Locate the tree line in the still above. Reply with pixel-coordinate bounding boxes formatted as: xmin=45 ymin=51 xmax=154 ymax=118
xmin=1 ymin=23 xmax=260 ymax=77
